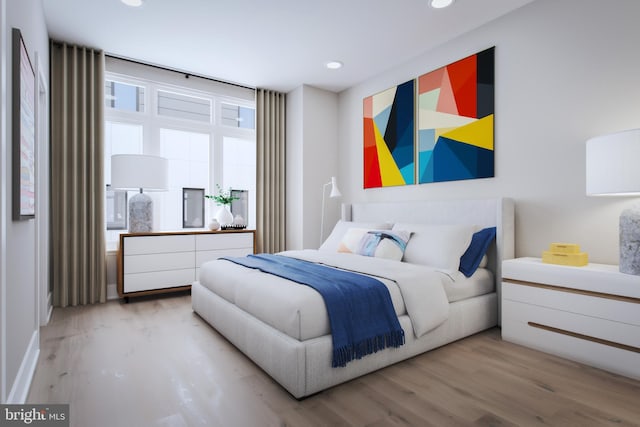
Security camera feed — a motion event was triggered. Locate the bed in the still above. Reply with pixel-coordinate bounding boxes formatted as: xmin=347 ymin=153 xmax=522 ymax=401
xmin=192 ymin=198 xmax=515 ymax=398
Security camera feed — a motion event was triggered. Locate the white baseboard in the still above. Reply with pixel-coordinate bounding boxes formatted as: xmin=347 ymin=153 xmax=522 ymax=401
xmin=6 ymin=330 xmax=40 ymax=404
xmin=107 ymin=283 xmax=118 ymax=300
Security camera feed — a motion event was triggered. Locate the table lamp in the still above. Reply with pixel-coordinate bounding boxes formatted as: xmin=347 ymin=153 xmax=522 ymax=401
xmin=111 ymin=154 xmax=168 ymax=233
xmin=586 ymin=128 xmax=640 ymax=274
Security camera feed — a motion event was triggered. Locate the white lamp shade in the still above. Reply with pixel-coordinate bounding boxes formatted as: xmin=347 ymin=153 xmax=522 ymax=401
xmin=111 ymin=154 xmax=168 ymax=191
xmin=586 ymin=129 xmax=640 ymax=196
xmin=329 ymin=176 xmax=341 ymax=198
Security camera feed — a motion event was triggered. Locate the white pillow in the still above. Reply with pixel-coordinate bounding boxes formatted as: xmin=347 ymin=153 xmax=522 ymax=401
xmin=336 ymin=228 xmax=371 ymax=253
xmin=392 ymin=223 xmax=476 ymax=272
xmin=319 ymin=220 xmax=393 ymax=252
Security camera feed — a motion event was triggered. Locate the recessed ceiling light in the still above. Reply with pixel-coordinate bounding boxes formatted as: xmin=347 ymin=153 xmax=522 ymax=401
xmin=430 ymin=0 xmax=454 ymax=9
xmin=326 ymin=61 xmax=343 ymax=70
xmin=121 ymin=0 xmax=144 ymax=7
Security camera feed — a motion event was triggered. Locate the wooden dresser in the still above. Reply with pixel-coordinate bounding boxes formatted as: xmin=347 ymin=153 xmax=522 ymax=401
xmin=117 ymin=229 xmax=255 ymax=300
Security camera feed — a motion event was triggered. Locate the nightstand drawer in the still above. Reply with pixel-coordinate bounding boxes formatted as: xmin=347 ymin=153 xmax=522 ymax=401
xmin=502 ymin=301 xmax=640 ymax=380
xmin=503 ymin=299 xmax=640 ymax=349
xmin=503 ymin=281 xmax=640 ymax=326
xmin=501 ymin=257 xmax=640 ymax=381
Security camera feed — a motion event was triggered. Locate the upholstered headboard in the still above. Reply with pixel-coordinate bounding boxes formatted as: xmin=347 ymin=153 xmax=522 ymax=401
xmin=342 ymin=198 xmax=515 ymax=313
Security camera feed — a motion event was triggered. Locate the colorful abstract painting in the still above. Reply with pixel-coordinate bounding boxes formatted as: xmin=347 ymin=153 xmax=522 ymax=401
xmin=417 ymin=47 xmax=495 ymax=184
xmin=363 ymin=79 xmax=414 ymax=188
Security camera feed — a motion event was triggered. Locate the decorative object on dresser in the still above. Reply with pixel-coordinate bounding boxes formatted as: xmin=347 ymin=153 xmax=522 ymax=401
xmin=586 ymin=129 xmax=640 ymax=275
xmin=182 ymin=188 xmax=205 ymax=229
xmin=111 ymin=154 xmax=168 ymax=233
xmin=205 ymin=184 xmax=238 ymax=227
xmin=117 ymin=229 xmax=255 ymax=301
xmin=502 ymin=257 xmax=640 ymax=381
xmin=320 ymin=176 xmax=342 ymax=242
xmin=230 ymin=189 xmax=248 ymax=226
xmin=106 ymin=185 xmax=128 ymax=230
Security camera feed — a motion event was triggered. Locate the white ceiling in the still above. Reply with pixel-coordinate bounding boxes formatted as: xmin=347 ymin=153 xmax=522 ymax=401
xmin=43 ymin=0 xmax=536 ymax=93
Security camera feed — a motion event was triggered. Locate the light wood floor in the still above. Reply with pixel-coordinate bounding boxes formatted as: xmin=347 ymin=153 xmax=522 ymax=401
xmin=28 ymin=293 xmax=640 ymax=427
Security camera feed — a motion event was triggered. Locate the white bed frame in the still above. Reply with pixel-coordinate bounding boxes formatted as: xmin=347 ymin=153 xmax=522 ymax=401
xmin=192 ymin=198 xmax=514 ymax=398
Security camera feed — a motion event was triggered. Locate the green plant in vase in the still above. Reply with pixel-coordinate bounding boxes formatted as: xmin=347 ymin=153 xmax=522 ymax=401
xmin=205 ymin=185 xmax=238 ymax=227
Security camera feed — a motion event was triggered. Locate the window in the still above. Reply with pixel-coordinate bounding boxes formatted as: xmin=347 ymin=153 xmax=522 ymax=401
xmin=221 ymin=103 xmax=255 ymax=129
xmin=222 ymin=136 xmax=256 ymax=228
xmin=158 ymin=90 xmax=211 ymax=122
xmin=105 ymin=80 xmax=144 ymax=112
xmin=158 ymin=128 xmax=210 ymax=231
xmin=104 ymin=61 xmax=256 ymax=244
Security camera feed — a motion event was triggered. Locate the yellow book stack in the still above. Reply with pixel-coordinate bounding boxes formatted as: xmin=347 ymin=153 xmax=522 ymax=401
xmin=542 ymin=242 xmax=588 ymax=266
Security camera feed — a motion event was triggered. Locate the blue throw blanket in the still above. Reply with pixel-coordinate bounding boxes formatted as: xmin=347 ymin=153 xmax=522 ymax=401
xmin=222 ymin=254 xmax=405 ymax=367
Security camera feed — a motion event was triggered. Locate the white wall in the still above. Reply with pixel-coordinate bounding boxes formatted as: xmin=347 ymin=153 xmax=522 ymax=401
xmin=1 ymin=0 xmax=49 ymax=403
xmin=286 ymin=85 xmax=339 ymax=250
xmin=336 ymin=0 xmax=640 ymax=264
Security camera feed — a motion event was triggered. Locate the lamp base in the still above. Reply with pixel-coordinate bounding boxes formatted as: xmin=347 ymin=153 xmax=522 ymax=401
xmin=620 ymin=205 xmax=640 ymax=275
xmin=129 ymin=192 xmax=153 ymax=233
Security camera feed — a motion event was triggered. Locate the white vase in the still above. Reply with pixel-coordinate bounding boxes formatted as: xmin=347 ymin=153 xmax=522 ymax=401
xmin=208 ymin=219 xmax=220 ymax=231
xmin=214 ymin=206 xmax=234 ymax=226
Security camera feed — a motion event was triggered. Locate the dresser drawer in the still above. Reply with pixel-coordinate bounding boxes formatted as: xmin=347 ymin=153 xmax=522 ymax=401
xmin=196 ymin=247 xmax=253 ymax=267
xmin=124 ymin=269 xmax=195 ymax=293
xmin=195 ymin=232 xmax=253 ymax=251
xmin=118 ymin=230 xmax=255 ymax=298
xmin=124 ymin=234 xmax=195 ymax=255
xmin=124 ymin=251 xmax=195 ymax=274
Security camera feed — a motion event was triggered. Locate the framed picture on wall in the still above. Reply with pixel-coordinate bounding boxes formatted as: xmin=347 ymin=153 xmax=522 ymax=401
xmin=363 ymin=79 xmax=415 ymax=189
xmin=417 ymin=47 xmax=495 ymax=184
xmin=12 ymin=28 xmax=36 ymax=220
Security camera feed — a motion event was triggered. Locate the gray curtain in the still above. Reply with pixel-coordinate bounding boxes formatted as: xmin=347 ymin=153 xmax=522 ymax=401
xmin=50 ymin=41 xmax=106 ymax=307
xmin=255 ymin=89 xmax=286 ymax=253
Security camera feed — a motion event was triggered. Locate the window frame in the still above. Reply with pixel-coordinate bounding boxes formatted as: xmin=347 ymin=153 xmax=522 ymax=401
xmin=104 ymin=70 xmax=256 ymax=243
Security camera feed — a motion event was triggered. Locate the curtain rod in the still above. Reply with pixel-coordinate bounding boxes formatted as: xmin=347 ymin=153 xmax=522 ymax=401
xmin=105 ymin=53 xmax=255 ymax=91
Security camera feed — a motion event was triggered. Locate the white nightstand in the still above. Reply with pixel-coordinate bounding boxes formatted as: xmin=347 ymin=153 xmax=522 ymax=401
xmin=502 ymin=257 xmax=640 ymax=380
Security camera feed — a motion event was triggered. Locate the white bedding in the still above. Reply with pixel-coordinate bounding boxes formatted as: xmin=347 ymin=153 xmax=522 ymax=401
xmin=198 ymin=249 xmax=451 ymax=341
xmin=193 ymin=198 xmax=515 ymax=398
xmin=443 ymin=268 xmax=494 ymax=302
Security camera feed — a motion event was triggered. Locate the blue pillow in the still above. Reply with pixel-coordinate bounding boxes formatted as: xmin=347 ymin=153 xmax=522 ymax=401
xmin=459 ymin=227 xmax=496 ymax=277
